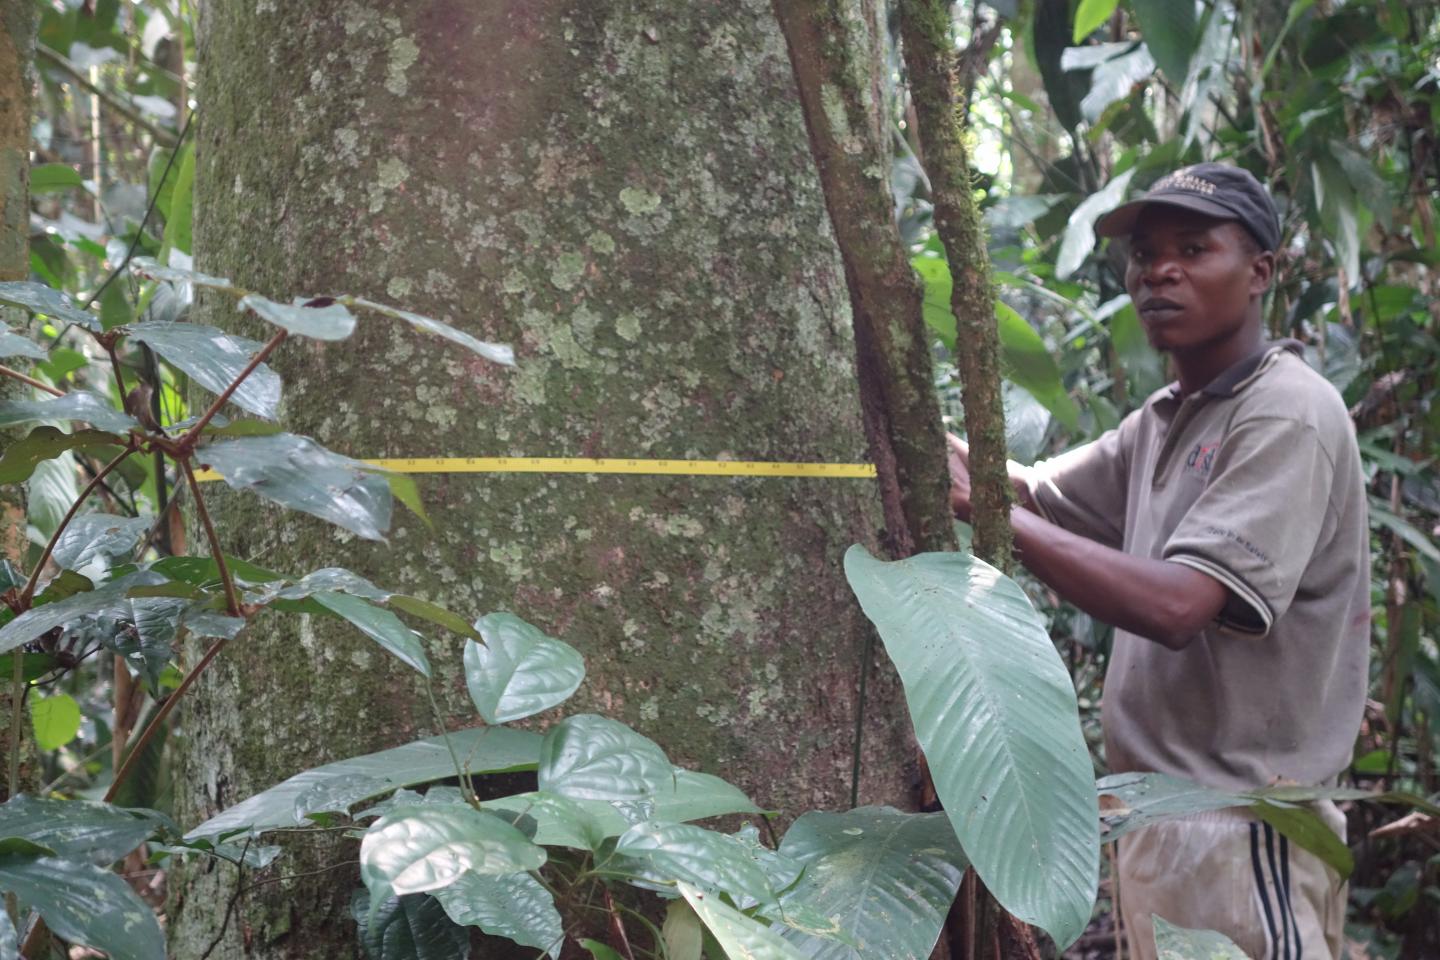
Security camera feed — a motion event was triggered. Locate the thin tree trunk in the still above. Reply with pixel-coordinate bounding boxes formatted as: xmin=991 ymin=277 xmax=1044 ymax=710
xmin=896 ymin=0 xmax=1012 ymax=573
xmin=172 ymin=2 xmax=916 ymax=956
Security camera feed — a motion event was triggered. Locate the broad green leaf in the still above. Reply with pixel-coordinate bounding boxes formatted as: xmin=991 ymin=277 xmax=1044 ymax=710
xmin=610 ymin=821 xmax=781 ymax=903
xmin=389 ymin=473 xmax=431 ymax=528
xmin=95 ymin=595 xmax=189 ymax=690
xmin=0 ymin=907 xmax=15 ymax=960
xmin=1056 ymin=167 xmax=1137 ymax=279
xmin=352 ymin=892 xmax=471 ymax=960
xmin=0 ymin=854 xmax=165 ymax=960
xmin=350 ymin=297 xmax=515 ymax=365
xmin=1072 ymin=0 xmax=1118 ymax=42
xmin=1132 ymin=0 xmax=1197 ymax=83
xmin=276 ymin=567 xmax=390 ymax=601
xmin=129 ymin=257 xmax=236 ymax=292
xmin=186 ymin=727 xmax=543 ymax=842
xmin=776 ymin=807 xmax=968 ymax=959
xmin=52 ymin=513 xmax=152 ymax=570
xmin=1151 ymin=916 xmax=1247 ymax=959
xmin=149 ymin=554 xmax=285 ymax=589
xmin=1251 ymin=801 xmax=1353 ymax=877
xmin=995 ymin=303 xmax=1078 ymax=430
xmin=360 ymin=805 xmax=545 ymax=910
xmin=431 ymin=871 xmax=564 ymax=958
xmin=0 ymin=795 xmax=156 ymax=865
xmin=0 ymin=390 xmax=140 ymax=434
xmin=0 ymin=652 xmax=59 ymax=683
xmin=1370 ymin=505 xmax=1440 ymax=563
xmin=650 ymin=769 xmax=762 ymax=824
xmin=0 ymin=427 xmax=122 ymax=484
xmin=199 ymin=433 xmax=393 ymax=541
xmin=0 ymin=281 xmax=98 ymax=329
xmin=126 ymin=321 xmax=281 ymax=420
xmin=27 ymin=450 xmax=78 ymax=538
xmin=579 ymin=942 xmax=624 ymax=960
xmin=679 ymin=881 xmax=808 ymax=960
xmin=0 ymin=572 xmax=166 ymax=656
xmin=202 ymin=418 xmax=285 ymax=438
xmin=843 ymin=546 xmax=1098 ymax=949
xmin=29 ymin=162 xmax=83 ymax=194
xmin=1066 ymin=43 xmax=1156 ymax=122
xmin=664 ymin=900 xmax=705 ymax=960
xmin=464 ymin=613 xmax=585 ymax=723
xmin=482 ymin=791 xmax=629 ymax=850
xmin=314 ymin=591 xmax=431 ymax=677
xmin=1097 ymin=773 xmax=1243 ymax=843
xmin=161 ymin=144 xmax=195 ymax=255
xmin=31 ymin=693 xmax=81 ymax=750
xmin=0 ymin=326 xmax=46 ymax=360
xmin=537 ymin=714 xmax=672 ymax=802
xmin=389 ymin=596 xmax=482 ymax=642
xmin=239 ymin=294 xmax=357 ymax=340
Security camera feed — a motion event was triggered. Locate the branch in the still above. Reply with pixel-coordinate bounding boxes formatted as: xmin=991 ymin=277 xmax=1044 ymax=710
xmin=18 ymin=444 xmax=136 ymax=608
xmin=180 ymin=459 xmax=241 ymax=616
xmin=0 ymin=365 xmax=63 ymax=397
xmin=897 ymin=0 xmax=1014 ymax=571
xmin=35 ymin=44 xmax=179 ymax=147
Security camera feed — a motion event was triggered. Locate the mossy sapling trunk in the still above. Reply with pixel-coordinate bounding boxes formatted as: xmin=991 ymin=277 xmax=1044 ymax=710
xmin=1 ymin=0 xmax=35 ymax=805
xmin=769 ymin=0 xmax=956 ymax=560
xmin=172 ymin=1 xmax=916 ymax=956
xmin=897 ymin=4 xmax=1033 ymax=958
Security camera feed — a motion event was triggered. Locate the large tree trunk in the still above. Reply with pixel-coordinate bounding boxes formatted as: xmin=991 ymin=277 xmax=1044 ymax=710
xmin=170 ymin=2 xmax=915 ymax=956
xmin=1 ymin=0 xmax=35 ymax=804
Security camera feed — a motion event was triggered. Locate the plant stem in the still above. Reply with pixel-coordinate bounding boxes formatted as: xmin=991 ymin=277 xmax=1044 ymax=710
xmin=6 ymin=650 xmax=22 ymax=799
xmin=105 ymin=631 xmax=234 ymax=803
xmin=0 ymin=365 xmax=63 ymax=397
xmin=18 ymin=444 xmax=135 ymax=609
xmin=424 ymin=679 xmax=477 ymax=806
xmin=602 ymin=884 xmax=637 ymax=960
xmin=35 ymin=43 xmax=179 ymax=147
xmin=180 ymin=459 xmax=241 ymax=616
xmin=180 ymin=329 xmax=287 ymax=447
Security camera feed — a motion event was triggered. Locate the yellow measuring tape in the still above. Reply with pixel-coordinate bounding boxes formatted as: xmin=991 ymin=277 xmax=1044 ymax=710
xmin=194 ymin=456 xmax=878 ymax=481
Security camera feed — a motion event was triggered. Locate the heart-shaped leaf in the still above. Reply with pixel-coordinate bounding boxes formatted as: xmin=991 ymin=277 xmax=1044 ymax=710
xmin=431 ymin=870 xmax=564 ymax=958
xmin=537 ymin=714 xmax=672 ymax=803
xmin=464 ymin=613 xmax=584 ymax=723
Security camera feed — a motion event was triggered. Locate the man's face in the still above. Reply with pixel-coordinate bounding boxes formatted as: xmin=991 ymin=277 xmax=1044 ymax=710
xmin=1124 ymin=206 xmax=1273 ymax=353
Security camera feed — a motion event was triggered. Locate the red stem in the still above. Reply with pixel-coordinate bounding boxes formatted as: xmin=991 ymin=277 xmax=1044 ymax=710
xmin=0 ymin=364 xmax=63 ymax=397
xmin=180 ymin=329 xmax=286 ymax=448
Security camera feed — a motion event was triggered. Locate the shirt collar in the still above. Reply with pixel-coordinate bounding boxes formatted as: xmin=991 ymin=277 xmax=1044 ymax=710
xmin=1163 ymin=339 xmax=1304 ymax=401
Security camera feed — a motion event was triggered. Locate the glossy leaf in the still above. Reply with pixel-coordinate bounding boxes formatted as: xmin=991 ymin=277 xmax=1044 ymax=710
xmin=351 ymin=297 xmax=515 ymax=365
xmin=0 ymin=573 xmax=163 ymax=656
xmin=240 ymin=294 xmax=357 ymax=340
xmin=1056 ymin=167 xmax=1137 ymax=279
xmin=0 ymin=427 xmax=122 ymax=484
xmin=199 ymin=433 xmax=393 ymax=541
xmin=679 ymin=881 xmax=808 ymax=960
xmin=0 ymin=391 xmax=140 ymax=434
xmin=0 ymin=854 xmax=165 ymax=960
xmin=663 ymin=900 xmax=705 ymax=960
xmin=162 ymin=146 xmax=195 ymax=255
xmin=482 ymin=791 xmax=629 ymax=850
xmin=186 ymin=727 xmax=543 ymax=842
xmin=352 ymin=892 xmax=471 ymax=960
xmin=996 ymin=302 xmax=1079 ymax=430
xmin=360 ymin=805 xmax=545 ymax=910
xmin=129 ymin=257 xmax=236 ymax=292
xmin=776 ymin=807 xmax=967 ymax=959
xmin=0 ymin=327 xmax=46 ymax=360
xmin=1151 ymin=916 xmax=1246 ymax=959
xmin=843 ymin=546 xmax=1098 ymax=949
xmin=314 ymin=591 xmax=431 ymax=677
xmin=0 ymin=795 xmax=156 ymax=865
xmin=1097 ymin=773 xmax=1241 ymax=843
xmin=431 ymin=871 xmax=564 ymax=958
xmin=29 ymin=162 xmax=84 ymax=194
xmin=126 ymin=321 xmax=281 ymax=420
xmin=389 ymin=596 xmax=482 ymax=642
xmin=537 ymin=714 xmax=672 ymax=802
xmin=464 ymin=613 xmax=585 ymax=723
xmin=0 ymin=908 xmax=16 ymax=960
xmin=52 ymin=513 xmax=152 ymax=571
xmin=277 ymin=567 xmax=390 ymax=601
xmin=611 ymin=821 xmax=779 ymax=903
xmin=1252 ymin=801 xmax=1353 ymax=877
xmin=0 ymin=281 xmax=98 ymax=329
xmin=650 ymin=770 xmax=762 ymax=824
xmin=579 ymin=942 xmax=624 ymax=960
xmin=31 ymin=693 xmax=81 ymax=750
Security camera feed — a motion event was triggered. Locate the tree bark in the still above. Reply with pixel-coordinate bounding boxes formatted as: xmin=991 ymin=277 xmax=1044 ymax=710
xmin=897 ymin=0 xmax=1012 ymax=573
xmin=1 ymin=0 xmax=35 ymax=804
xmin=172 ymin=2 xmax=916 ymax=956
xmin=769 ymin=0 xmax=956 ymax=559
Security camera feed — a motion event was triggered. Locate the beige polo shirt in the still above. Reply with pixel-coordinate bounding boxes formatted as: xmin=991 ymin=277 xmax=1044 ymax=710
xmin=1027 ymin=341 xmax=1369 ymax=791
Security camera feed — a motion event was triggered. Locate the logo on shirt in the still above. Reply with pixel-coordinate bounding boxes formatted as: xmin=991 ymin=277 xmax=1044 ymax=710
xmin=1184 ymin=440 xmax=1220 ymax=478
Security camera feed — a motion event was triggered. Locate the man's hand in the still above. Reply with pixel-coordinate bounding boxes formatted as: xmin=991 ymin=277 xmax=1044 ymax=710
xmin=946 ymin=432 xmax=972 ymax=521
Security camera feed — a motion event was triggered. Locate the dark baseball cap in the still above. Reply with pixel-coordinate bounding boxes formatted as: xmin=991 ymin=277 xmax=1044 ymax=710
xmin=1095 ymin=162 xmax=1280 ymax=251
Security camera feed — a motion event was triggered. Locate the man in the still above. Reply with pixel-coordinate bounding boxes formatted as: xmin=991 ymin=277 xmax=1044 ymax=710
xmin=947 ymin=163 xmax=1369 ymax=959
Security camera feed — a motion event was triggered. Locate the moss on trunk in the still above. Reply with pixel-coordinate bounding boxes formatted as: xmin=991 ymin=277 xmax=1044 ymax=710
xmin=171 ymin=2 xmax=917 ymax=956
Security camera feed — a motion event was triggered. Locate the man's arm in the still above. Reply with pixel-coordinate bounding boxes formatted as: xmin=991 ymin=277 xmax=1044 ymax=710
xmin=948 ymin=434 xmax=1226 ymax=649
